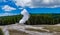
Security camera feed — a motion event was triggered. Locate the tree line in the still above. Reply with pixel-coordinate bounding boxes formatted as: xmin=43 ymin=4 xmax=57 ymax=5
xmin=0 ymin=14 xmax=60 ymax=25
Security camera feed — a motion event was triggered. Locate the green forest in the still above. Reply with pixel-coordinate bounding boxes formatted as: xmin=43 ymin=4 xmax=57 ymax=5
xmin=0 ymin=14 xmax=60 ymax=25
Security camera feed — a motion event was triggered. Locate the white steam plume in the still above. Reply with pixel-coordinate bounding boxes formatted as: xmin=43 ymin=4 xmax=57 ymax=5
xmin=19 ymin=9 xmax=30 ymax=24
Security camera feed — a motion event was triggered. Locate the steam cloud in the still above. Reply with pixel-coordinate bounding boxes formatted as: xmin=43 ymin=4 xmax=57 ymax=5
xmin=19 ymin=9 xmax=30 ymax=24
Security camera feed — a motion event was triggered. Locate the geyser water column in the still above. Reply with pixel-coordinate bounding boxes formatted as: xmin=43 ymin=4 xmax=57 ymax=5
xmin=19 ymin=9 xmax=30 ymax=24
xmin=14 ymin=0 xmax=30 ymax=24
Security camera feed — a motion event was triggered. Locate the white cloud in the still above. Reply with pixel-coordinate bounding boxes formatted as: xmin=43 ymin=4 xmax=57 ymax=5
xmin=19 ymin=8 xmax=23 ymax=9
xmin=42 ymin=0 xmax=51 ymax=4
xmin=14 ymin=0 xmax=31 ymax=7
xmin=31 ymin=0 xmax=60 ymax=8
xmin=0 ymin=0 xmax=7 ymax=2
xmin=3 ymin=0 xmax=7 ymax=2
xmin=0 ymin=13 xmax=17 ymax=16
xmin=13 ymin=0 xmax=60 ymax=8
xmin=2 ymin=5 xmax=16 ymax=11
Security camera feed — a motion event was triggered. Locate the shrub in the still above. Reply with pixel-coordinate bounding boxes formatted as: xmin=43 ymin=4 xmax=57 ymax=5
xmin=0 ymin=28 xmax=4 ymax=35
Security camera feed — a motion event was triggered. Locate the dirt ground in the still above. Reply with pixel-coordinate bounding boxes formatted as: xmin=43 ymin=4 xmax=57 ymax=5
xmin=0 ymin=24 xmax=60 ymax=35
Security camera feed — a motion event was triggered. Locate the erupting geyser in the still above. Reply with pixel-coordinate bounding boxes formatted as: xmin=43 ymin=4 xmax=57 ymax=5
xmin=19 ymin=9 xmax=30 ymax=24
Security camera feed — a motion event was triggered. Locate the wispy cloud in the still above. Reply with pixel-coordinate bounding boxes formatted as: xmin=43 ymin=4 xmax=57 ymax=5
xmin=2 ymin=5 xmax=16 ymax=11
xmin=13 ymin=0 xmax=60 ymax=8
xmin=0 ymin=13 xmax=18 ymax=16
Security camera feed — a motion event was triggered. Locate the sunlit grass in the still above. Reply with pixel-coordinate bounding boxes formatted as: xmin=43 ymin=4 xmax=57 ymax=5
xmin=9 ymin=30 xmax=29 ymax=35
xmin=43 ymin=26 xmax=60 ymax=32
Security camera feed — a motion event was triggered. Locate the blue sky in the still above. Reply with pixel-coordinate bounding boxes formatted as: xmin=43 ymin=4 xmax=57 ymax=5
xmin=0 ymin=0 xmax=60 ymax=16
